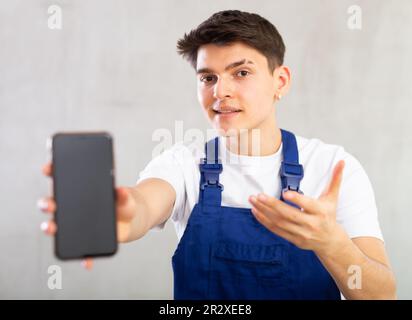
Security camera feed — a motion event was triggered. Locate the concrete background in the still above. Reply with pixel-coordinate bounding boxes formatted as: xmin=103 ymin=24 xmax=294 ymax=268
xmin=0 ymin=0 xmax=411 ymax=299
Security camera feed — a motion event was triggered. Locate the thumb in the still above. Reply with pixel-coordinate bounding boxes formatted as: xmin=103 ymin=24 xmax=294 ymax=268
xmin=320 ymin=160 xmax=345 ymax=201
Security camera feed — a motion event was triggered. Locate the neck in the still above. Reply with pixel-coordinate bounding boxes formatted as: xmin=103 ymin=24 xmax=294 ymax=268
xmin=224 ymin=120 xmax=282 ymax=157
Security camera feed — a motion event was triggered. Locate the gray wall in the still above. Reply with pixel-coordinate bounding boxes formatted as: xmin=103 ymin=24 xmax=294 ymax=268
xmin=1 ymin=0 xmax=411 ymax=299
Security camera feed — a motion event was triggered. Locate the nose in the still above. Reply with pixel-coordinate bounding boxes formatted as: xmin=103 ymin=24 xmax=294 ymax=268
xmin=213 ymin=77 xmax=233 ymax=100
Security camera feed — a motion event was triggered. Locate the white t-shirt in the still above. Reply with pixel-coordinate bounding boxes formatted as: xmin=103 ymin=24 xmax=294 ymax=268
xmin=136 ymin=135 xmax=383 ymax=242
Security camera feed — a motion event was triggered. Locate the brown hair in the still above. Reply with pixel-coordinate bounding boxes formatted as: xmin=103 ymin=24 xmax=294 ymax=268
xmin=177 ymin=10 xmax=285 ymax=72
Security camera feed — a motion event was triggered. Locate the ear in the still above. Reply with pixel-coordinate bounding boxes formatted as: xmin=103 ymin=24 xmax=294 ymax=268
xmin=273 ymin=65 xmax=291 ymax=100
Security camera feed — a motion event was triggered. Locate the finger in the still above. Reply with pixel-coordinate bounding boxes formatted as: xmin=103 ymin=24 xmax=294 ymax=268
xmin=322 ymin=160 xmax=345 ymax=200
xmin=251 ymin=207 xmax=297 ymax=243
xmin=116 ymin=187 xmax=136 ymax=222
xmin=37 ymin=198 xmax=56 ymax=214
xmin=282 ymin=191 xmax=322 ymax=215
xmin=42 ymin=163 xmax=53 ymax=177
xmin=117 ymin=221 xmax=131 ymax=243
xmin=116 ymin=187 xmax=129 ymax=206
xmin=251 ymin=198 xmax=306 ymax=235
xmin=81 ymin=258 xmax=93 ymax=270
xmin=40 ymin=220 xmax=57 ymax=235
xmin=249 ymin=194 xmax=305 ymax=225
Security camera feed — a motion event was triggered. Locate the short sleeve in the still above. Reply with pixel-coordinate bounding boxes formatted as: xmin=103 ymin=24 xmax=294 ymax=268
xmin=135 ymin=145 xmax=186 ymax=231
xmin=336 ymin=152 xmax=384 ymax=241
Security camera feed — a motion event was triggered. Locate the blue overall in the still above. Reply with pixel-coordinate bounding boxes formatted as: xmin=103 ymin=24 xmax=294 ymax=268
xmin=172 ymin=129 xmax=341 ymax=300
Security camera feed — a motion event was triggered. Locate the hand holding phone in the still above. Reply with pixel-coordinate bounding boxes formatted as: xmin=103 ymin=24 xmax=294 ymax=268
xmin=38 ymin=132 xmax=139 ymax=264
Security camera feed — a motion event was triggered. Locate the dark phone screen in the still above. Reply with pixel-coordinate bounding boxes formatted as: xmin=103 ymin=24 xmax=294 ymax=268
xmin=52 ymin=133 xmax=117 ymax=260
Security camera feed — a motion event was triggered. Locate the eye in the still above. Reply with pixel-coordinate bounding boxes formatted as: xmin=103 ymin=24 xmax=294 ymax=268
xmin=200 ymin=74 xmax=217 ymax=83
xmin=236 ymin=70 xmax=250 ymax=77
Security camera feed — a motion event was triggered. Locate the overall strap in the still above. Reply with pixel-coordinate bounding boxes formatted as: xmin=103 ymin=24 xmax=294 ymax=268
xmin=199 ymin=137 xmax=223 ymax=207
xmin=280 ymin=129 xmax=304 ymax=208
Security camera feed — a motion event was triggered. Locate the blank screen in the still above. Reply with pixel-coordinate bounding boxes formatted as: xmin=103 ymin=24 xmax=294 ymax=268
xmin=52 ymin=133 xmax=117 ymax=260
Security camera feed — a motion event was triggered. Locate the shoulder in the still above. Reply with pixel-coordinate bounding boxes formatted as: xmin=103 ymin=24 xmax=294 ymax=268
xmin=150 ymin=140 xmax=200 ymax=166
xmin=137 ymin=140 xmax=200 ymax=191
xmin=296 ymin=135 xmax=363 ymax=174
xmin=294 ymin=136 xmax=382 ymax=241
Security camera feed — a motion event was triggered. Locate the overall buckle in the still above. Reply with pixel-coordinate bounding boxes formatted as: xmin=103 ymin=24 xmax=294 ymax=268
xmin=280 ymin=161 xmax=304 ymax=193
xmin=199 ymin=159 xmax=224 ymax=191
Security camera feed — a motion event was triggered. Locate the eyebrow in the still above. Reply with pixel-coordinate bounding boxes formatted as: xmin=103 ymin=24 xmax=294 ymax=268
xmin=196 ymin=59 xmax=254 ymax=74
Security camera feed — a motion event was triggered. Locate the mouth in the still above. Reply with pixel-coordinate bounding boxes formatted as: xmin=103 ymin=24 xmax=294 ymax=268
xmin=212 ymin=107 xmax=242 ymax=116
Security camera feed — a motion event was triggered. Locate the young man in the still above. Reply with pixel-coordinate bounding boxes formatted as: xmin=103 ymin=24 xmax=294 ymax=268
xmin=39 ymin=10 xmax=396 ymax=299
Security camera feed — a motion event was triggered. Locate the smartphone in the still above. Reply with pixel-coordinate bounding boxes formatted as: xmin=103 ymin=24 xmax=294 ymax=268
xmin=51 ymin=132 xmax=117 ymax=260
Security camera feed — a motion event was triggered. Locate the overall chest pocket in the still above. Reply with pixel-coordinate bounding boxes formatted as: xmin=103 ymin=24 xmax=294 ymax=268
xmin=208 ymin=242 xmax=290 ymax=299
xmin=211 ymin=242 xmax=289 ymax=279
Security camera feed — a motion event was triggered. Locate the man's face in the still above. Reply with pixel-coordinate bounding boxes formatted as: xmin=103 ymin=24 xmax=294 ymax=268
xmin=196 ymin=42 xmax=281 ymax=136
